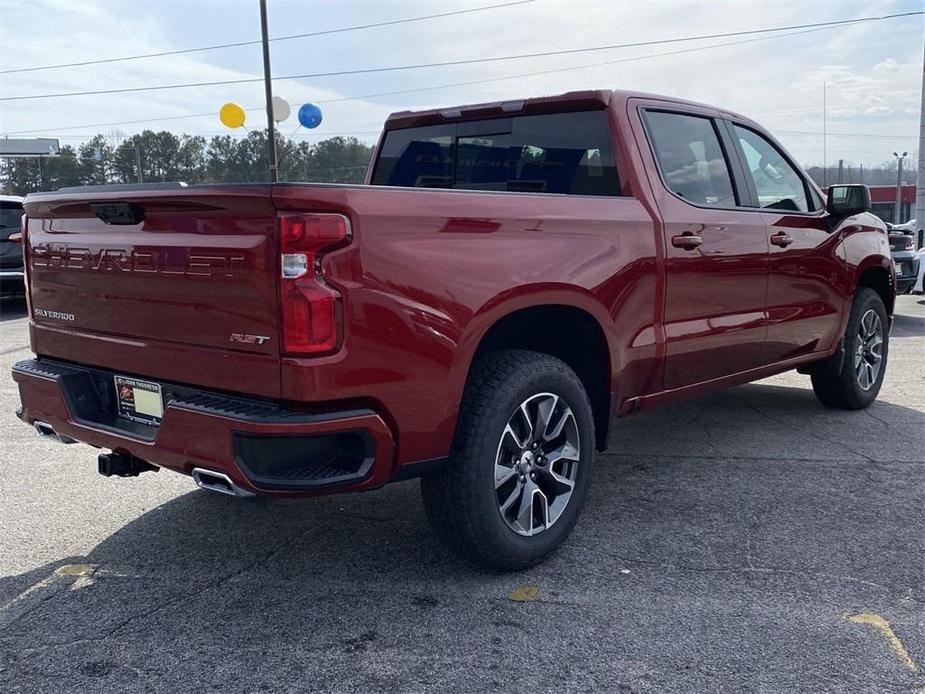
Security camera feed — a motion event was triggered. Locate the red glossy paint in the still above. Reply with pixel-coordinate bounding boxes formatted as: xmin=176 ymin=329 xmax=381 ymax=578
xmin=14 ymin=90 xmax=893 ymax=495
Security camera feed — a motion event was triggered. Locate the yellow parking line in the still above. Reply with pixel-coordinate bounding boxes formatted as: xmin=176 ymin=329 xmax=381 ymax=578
xmin=847 ymin=613 xmax=918 ymax=672
xmin=54 ymin=563 xmax=94 ymax=577
xmin=508 ymin=586 xmax=541 ymax=602
xmin=0 ymin=563 xmax=96 ymax=611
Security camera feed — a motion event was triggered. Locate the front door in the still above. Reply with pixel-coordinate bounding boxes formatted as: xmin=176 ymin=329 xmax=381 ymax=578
xmin=636 ymin=105 xmax=771 ymax=390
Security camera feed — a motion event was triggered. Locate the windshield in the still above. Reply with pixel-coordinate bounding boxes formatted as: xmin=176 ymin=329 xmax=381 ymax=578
xmin=0 ymin=204 xmax=23 ymax=230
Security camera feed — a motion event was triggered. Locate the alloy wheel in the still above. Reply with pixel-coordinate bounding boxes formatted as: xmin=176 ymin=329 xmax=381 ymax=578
xmin=855 ymin=308 xmax=883 ymax=391
xmin=493 ymin=393 xmax=581 ymax=536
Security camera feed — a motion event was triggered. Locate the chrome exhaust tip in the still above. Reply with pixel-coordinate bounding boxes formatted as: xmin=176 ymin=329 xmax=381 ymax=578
xmin=191 ymin=468 xmax=254 ymax=498
xmin=33 ymin=420 xmax=77 ymax=444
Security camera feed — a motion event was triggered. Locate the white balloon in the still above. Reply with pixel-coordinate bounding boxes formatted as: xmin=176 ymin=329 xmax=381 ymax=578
xmin=272 ymin=96 xmax=291 ymax=123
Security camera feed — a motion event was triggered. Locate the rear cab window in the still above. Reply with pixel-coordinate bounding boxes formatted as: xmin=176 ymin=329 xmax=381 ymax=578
xmin=371 ymin=110 xmax=620 ymax=196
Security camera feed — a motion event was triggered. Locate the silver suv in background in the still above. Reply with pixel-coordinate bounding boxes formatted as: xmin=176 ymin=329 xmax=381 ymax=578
xmin=888 ymin=221 xmax=920 ymax=294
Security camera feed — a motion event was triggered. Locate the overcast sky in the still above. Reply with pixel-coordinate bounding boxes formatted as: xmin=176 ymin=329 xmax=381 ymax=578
xmin=0 ymin=0 xmax=921 ymax=168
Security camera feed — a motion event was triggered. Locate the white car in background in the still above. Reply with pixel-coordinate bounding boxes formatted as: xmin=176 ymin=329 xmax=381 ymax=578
xmin=887 ymin=218 xmax=917 ymax=233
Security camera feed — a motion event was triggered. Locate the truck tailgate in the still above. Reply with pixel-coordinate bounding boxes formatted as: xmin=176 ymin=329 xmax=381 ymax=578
xmin=23 ymin=186 xmax=282 ymax=398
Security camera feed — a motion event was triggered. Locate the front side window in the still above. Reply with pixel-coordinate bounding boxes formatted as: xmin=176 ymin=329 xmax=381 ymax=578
xmin=371 ymin=110 xmax=620 ymax=196
xmin=644 ymin=111 xmax=736 ymax=208
xmin=733 ymin=125 xmax=810 ymax=212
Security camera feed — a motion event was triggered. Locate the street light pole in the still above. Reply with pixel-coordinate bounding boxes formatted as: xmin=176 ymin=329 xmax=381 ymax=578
xmin=823 ymin=81 xmax=828 ymax=187
xmin=134 ymin=143 xmax=143 ymax=184
xmin=259 ymin=0 xmax=278 ymax=183
xmin=893 ymin=151 xmax=907 ymax=224
xmin=915 ymin=39 xmax=925 ymax=249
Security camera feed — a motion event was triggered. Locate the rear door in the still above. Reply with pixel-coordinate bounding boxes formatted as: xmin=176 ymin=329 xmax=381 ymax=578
xmin=633 ymin=102 xmax=771 ymax=390
xmin=724 ymin=122 xmax=845 ymax=361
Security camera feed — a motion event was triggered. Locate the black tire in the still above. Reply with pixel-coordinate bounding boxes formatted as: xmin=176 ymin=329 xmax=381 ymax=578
xmin=421 ymin=349 xmax=595 ymax=571
xmin=811 ymin=287 xmax=889 ymax=410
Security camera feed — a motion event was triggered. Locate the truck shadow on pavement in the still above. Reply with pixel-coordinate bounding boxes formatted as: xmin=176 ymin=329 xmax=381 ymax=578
xmin=891 ymin=310 xmax=925 ymax=338
xmin=1 ymin=382 xmax=923 ymax=693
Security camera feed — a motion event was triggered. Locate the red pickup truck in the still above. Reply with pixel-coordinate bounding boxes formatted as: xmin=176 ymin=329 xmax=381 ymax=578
xmin=13 ymin=90 xmax=894 ymax=570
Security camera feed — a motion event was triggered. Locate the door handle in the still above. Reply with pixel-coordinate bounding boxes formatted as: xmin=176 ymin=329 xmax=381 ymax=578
xmin=671 ymin=232 xmax=703 ymax=250
xmin=770 ymin=233 xmax=794 ymax=247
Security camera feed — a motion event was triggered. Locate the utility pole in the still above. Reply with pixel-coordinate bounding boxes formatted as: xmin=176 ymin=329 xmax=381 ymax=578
xmin=837 ymin=159 xmax=843 ymax=184
xmin=134 ymin=143 xmax=143 ymax=183
xmin=38 ymin=156 xmax=47 ymax=191
xmin=259 ymin=0 xmax=278 ymax=183
xmin=893 ymin=151 xmax=907 ymax=224
xmin=915 ymin=39 xmax=925 ymax=249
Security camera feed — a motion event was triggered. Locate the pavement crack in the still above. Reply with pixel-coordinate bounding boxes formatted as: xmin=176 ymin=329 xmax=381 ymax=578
xmin=93 ymin=546 xmax=288 ymax=641
xmin=862 ymin=408 xmax=891 ymax=427
xmin=604 ymin=453 xmax=922 ymax=466
xmin=746 ymin=403 xmax=876 ymax=463
xmin=578 ymin=546 xmax=922 ymax=599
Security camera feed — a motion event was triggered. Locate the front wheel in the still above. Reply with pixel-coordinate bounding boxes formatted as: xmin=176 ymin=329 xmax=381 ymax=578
xmin=811 ymin=287 xmax=889 ymax=409
xmin=421 ymin=350 xmax=595 ymax=571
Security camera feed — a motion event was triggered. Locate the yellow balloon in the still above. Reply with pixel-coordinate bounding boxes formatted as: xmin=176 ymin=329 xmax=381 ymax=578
xmin=219 ymin=102 xmax=245 ymax=129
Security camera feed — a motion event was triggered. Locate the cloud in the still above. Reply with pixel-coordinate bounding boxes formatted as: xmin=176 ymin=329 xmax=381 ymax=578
xmin=873 ymin=58 xmax=901 ymax=74
xmin=0 ymin=0 xmax=920 ymax=167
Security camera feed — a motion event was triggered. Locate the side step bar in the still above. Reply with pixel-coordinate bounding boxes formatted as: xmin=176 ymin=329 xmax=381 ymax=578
xmin=191 ymin=468 xmax=255 ymax=498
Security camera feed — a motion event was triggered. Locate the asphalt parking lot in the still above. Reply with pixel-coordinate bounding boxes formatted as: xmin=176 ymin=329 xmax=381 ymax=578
xmin=0 ymin=296 xmax=922 ymax=694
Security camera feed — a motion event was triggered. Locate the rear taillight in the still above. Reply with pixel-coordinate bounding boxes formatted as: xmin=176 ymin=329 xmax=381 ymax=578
xmin=904 ymin=238 xmax=914 ymax=251
xmin=278 ymin=213 xmax=350 ymax=355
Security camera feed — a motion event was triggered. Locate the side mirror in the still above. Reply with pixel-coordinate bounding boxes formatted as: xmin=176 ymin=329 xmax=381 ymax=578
xmin=826 ymin=184 xmax=871 ymax=218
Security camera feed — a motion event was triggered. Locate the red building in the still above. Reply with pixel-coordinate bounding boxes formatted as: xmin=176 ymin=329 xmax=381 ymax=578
xmin=867 ymin=184 xmax=916 ymax=224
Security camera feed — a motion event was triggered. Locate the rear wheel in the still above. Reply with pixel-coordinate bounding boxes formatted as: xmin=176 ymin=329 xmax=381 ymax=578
xmin=811 ymin=287 xmax=888 ymax=409
xmin=421 ymin=350 xmax=595 ymax=571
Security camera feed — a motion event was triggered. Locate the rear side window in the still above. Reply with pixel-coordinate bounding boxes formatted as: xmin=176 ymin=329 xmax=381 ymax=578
xmin=371 ymin=110 xmax=620 ymax=196
xmin=644 ymin=111 xmax=737 ymax=208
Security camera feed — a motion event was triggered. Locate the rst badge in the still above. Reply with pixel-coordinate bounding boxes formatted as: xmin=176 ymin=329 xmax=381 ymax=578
xmin=33 ymin=308 xmax=75 ymax=321
xmin=230 ymin=333 xmax=271 ymax=345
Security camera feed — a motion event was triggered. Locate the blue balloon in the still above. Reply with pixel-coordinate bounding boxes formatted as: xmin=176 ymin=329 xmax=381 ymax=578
xmin=298 ymin=103 xmax=323 ymax=129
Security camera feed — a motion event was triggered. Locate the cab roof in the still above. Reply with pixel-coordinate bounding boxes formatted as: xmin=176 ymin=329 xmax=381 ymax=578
xmin=383 ymin=89 xmax=755 ymax=130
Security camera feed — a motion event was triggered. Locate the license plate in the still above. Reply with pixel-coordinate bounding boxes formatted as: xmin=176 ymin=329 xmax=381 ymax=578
xmin=114 ymin=375 xmax=164 ymax=425
xmin=894 ymin=261 xmax=904 ymax=276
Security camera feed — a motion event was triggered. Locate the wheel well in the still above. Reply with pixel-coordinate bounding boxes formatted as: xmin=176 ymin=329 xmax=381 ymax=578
xmin=474 ymin=305 xmax=612 ymax=451
xmin=857 ymin=266 xmax=894 ymax=315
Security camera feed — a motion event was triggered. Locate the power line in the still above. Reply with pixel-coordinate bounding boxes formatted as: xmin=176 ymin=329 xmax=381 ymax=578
xmin=3 ymin=24 xmax=841 ymax=135
xmin=50 ymin=130 xmax=383 ymax=140
xmin=0 ymin=0 xmax=536 ymax=75
xmin=1 ymin=11 xmax=919 ymax=103
xmin=776 ymin=129 xmax=915 ymax=140
xmin=3 ymin=21 xmax=917 ymax=141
